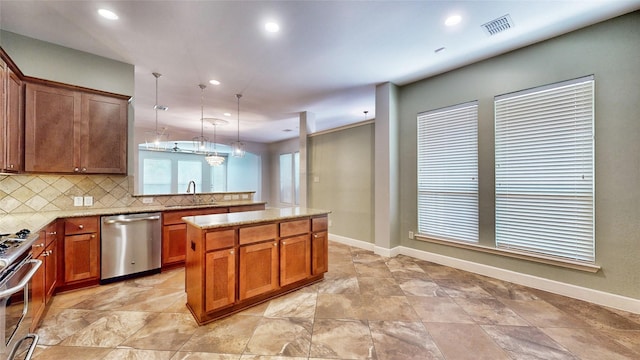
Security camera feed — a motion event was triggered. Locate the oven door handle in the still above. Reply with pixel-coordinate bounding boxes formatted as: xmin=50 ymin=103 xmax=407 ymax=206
xmin=0 ymin=259 xmax=42 ymax=298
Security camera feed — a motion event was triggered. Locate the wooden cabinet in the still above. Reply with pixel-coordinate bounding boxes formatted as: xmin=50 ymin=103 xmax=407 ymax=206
xmin=63 ymin=216 xmax=99 ymax=285
xmin=280 ymin=235 xmax=310 ymax=286
xmin=31 ymin=221 xmax=58 ymax=331
xmin=185 ymin=212 xmax=328 ymax=325
xmin=162 ymin=204 xmax=264 ymax=269
xmin=311 ymin=216 xmax=329 ymax=275
xmin=162 ymin=207 xmax=228 ymax=269
xmin=24 ymin=82 xmax=128 ymax=174
xmin=238 ymin=240 xmax=279 ymax=301
xmin=0 ymin=57 xmax=23 ymax=172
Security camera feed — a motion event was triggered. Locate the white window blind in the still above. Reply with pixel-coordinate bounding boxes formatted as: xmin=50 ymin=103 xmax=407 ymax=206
xmin=417 ymin=101 xmax=478 ymax=243
xmin=495 ymin=76 xmax=595 ymax=263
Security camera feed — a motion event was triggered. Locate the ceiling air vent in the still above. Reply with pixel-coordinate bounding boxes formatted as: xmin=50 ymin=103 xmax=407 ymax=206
xmin=482 ymin=14 xmax=514 ymax=36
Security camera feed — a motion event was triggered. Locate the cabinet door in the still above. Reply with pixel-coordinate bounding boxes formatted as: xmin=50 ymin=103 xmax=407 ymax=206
xmin=25 ymin=83 xmax=80 ymax=173
xmin=30 ymin=250 xmax=46 ymax=331
xmin=280 ymin=235 xmax=311 ymax=286
xmin=205 ymin=248 xmax=236 ymax=312
xmin=4 ymin=69 xmax=22 ymax=172
xmin=44 ymin=240 xmax=58 ymax=300
xmin=80 ymin=93 xmax=127 ymax=174
xmin=311 ymin=231 xmax=328 ymax=275
xmin=64 ymin=233 xmax=99 ymax=283
xmin=162 ymin=223 xmax=187 ymax=266
xmin=238 ymin=241 xmax=279 ymax=300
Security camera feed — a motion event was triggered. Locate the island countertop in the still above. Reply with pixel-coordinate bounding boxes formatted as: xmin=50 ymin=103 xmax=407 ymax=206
xmin=182 ymin=207 xmax=330 ymax=230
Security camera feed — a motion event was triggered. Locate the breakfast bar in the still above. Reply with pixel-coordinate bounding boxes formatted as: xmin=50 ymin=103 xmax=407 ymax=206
xmin=183 ymin=207 xmax=330 ymax=325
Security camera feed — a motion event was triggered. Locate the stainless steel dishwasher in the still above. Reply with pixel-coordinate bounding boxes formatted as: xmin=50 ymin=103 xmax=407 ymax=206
xmin=100 ymin=212 xmax=162 ymax=283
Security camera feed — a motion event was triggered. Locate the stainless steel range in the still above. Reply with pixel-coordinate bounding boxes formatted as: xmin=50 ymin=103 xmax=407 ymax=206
xmin=0 ymin=230 xmax=42 ymax=360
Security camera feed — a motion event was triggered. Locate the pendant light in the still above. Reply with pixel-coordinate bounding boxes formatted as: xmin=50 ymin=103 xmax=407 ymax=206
xmin=192 ymin=84 xmax=211 ymax=154
xmin=144 ymin=72 xmax=169 ymax=150
xmin=205 ymin=118 xmax=228 ymax=166
xmin=231 ymin=93 xmax=245 ymax=158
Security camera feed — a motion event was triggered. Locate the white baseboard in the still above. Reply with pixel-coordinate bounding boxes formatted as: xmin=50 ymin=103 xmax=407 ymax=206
xmin=328 ymin=233 xmax=375 ymax=251
xmin=328 ymin=234 xmax=640 ymax=314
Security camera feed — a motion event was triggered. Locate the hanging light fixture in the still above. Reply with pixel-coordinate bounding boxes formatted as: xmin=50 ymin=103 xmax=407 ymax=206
xmin=192 ymin=84 xmax=211 ymax=154
xmin=231 ymin=93 xmax=245 ymax=158
xmin=144 ymin=72 xmax=169 ymax=150
xmin=205 ymin=118 xmax=228 ymax=166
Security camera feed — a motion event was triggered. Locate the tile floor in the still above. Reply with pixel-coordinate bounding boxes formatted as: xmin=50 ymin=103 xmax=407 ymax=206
xmin=32 ymin=242 xmax=640 ymax=359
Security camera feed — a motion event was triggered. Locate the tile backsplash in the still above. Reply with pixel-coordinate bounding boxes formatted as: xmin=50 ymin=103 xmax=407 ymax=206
xmin=0 ymin=174 xmax=137 ymax=214
xmin=0 ymin=174 xmax=256 ymax=214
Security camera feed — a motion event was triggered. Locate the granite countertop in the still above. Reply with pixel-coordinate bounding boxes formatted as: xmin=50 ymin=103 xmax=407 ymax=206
xmin=0 ymin=200 xmax=267 ymax=234
xmin=183 ymin=207 xmax=331 ymax=230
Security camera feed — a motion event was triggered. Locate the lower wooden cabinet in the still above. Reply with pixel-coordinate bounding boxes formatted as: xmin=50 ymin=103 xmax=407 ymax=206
xmin=205 ymin=248 xmax=236 ymax=312
xmin=62 ymin=216 xmax=100 ymax=285
xmin=238 ymin=240 xmax=279 ymax=301
xmin=186 ymin=213 xmax=328 ymax=325
xmin=31 ymin=222 xmax=58 ymax=331
xmin=162 ymin=223 xmax=188 ymax=266
xmin=280 ymin=235 xmax=310 ymax=286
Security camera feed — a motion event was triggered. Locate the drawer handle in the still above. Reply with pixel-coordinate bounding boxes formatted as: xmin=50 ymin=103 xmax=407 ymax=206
xmin=48 ymin=231 xmax=57 ymax=235
xmin=34 ymin=243 xmax=45 ymax=248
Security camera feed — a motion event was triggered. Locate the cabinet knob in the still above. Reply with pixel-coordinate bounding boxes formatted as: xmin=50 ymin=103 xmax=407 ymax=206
xmin=82 ymin=167 xmax=87 ymax=172
xmin=274 ymin=242 xmax=277 ymax=247
xmin=74 ymin=167 xmax=80 ymax=172
xmin=313 ymin=234 xmax=318 ymax=238
xmin=9 ymin=164 xmax=14 ymax=168
xmin=90 ymin=234 xmax=96 ymax=238
xmin=230 ymin=250 xmax=234 ymax=254
xmin=78 ymin=224 xmax=84 ymax=229
xmin=282 ymin=241 xmax=286 ymax=245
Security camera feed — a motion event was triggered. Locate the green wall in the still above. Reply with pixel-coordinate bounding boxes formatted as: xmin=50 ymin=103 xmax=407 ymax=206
xmin=309 ymin=124 xmax=374 ymax=243
xmin=0 ymin=30 xmax=134 ymax=96
xmin=398 ymin=11 xmax=640 ymax=299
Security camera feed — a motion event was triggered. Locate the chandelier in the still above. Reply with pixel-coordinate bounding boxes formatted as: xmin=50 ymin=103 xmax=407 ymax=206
xmin=205 ymin=118 xmax=228 ymax=166
xmin=192 ymin=84 xmax=211 ymax=155
xmin=231 ymin=93 xmax=245 ymax=158
xmin=144 ymin=72 xmax=169 ymax=150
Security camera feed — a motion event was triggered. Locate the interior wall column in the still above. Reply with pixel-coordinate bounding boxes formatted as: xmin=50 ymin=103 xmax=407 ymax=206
xmin=374 ymin=82 xmax=400 ymax=255
xmin=299 ymin=111 xmax=315 ymax=208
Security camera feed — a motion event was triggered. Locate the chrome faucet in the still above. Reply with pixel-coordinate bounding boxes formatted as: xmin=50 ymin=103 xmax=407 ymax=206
xmin=186 ymin=180 xmax=197 ymax=203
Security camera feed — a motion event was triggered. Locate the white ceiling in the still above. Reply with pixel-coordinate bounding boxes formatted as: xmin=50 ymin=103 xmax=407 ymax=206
xmin=1 ymin=1 xmax=638 ymax=143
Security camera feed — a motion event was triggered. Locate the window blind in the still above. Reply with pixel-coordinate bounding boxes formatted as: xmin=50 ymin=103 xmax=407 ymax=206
xmin=417 ymin=101 xmax=478 ymax=243
xmin=494 ymin=76 xmax=594 ymax=263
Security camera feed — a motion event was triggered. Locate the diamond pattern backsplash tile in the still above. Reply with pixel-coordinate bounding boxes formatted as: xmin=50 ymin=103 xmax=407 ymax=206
xmin=0 ymin=174 xmax=254 ymax=214
xmin=0 ymin=174 xmax=134 ymax=214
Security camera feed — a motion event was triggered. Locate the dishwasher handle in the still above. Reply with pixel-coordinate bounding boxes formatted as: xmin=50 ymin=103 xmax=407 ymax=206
xmin=103 ymin=215 xmax=160 ymax=224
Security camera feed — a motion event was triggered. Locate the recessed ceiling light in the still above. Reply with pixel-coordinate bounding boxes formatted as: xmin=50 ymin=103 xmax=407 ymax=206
xmin=98 ymin=9 xmax=119 ymax=20
xmin=224 ymin=112 xmax=231 ymax=117
xmin=445 ymin=15 xmax=462 ymax=26
xmin=265 ymin=22 xmax=280 ymax=33
xmin=209 ymin=79 xmax=220 ymax=85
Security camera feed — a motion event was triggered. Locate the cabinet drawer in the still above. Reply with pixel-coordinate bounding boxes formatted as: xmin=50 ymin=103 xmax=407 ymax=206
xmin=280 ymin=219 xmax=310 ymax=238
xmin=163 ymin=207 xmax=227 ymax=225
xmin=239 ymin=224 xmax=278 ymax=245
xmin=65 ymin=216 xmax=99 ymax=235
xmin=312 ymin=216 xmax=328 ymax=232
xmin=206 ymin=229 xmax=236 ymax=251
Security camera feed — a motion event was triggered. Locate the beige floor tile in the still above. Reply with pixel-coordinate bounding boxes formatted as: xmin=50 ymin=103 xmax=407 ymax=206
xmin=60 ymin=311 xmax=154 ymax=347
xmin=244 ymin=317 xmax=313 ymax=357
xmin=407 ymin=296 xmax=474 ymax=323
xmin=32 ymin=345 xmax=112 ymax=360
xmin=102 ymin=348 xmax=174 ymax=359
xmin=541 ymin=327 xmax=639 ymax=360
xmin=264 ymin=291 xmax=317 ymax=318
xmin=309 ymin=319 xmax=375 ymax=359
xmin=180 ymin=314 xmax=262 ymax=354
xmin=425 ymin=322 xmax=510 ymax=360
xmin=482 ymin=325 xmax=578 ymax=360
xmin=369 ymin=320 xmax=444 ymax=360
xmin=172 ymin=353 xmax=240 ymax=360
xmin=452 ymin=297 xmax=530 ymax=325
xmin=358 ymin=276 xmax=404 ymax=296
xmin=315 ymin=293 xmax=365 ymax=320
xmin=499 ymin=299 xmax=590 ymax=328
xmin=121 ymin=312 xmax=199 ymax=351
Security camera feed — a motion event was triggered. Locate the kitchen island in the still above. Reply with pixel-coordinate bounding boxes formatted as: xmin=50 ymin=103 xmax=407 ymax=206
xmin=183 ymin=207 xmax=330 ymax=325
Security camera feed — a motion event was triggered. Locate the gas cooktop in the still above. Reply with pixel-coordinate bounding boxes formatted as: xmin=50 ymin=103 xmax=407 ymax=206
xmin=0 ymin=229 xmax=39 ymax=267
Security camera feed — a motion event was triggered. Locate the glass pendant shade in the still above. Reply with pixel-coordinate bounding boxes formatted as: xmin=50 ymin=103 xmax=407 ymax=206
xmin=145 ymin=72 xmax=169 ymax=150
xmin=193 ymin=84 xmax=212 ymax=155
xmin=207 ymin=118 xmax=228 ymax=167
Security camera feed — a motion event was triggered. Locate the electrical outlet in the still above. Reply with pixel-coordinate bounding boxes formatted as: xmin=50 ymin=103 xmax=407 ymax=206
xmin=83 ymin=196 xmax=93 ymax=206
xmin=142 ymin=197 xmax=154 ymax=204
xmin=242 ymin=194 xmax=249 ymax=199
xmin=408 ymin=231 xmax=414 ymax=239
xmin=73 ymin=196 xmax=83 ymax=206
xmin=328 ymin=220 xmax=332 ymax=227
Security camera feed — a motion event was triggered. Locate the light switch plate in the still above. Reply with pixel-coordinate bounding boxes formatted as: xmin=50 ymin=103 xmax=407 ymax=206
xmin=83 ymin=196 xmax=93 ymax=206
xmin=73 ymin=196 xmax=83 ymax=206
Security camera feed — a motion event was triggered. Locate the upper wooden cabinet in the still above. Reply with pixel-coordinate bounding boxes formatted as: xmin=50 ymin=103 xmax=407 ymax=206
xmin=24 ymin=82 xmax=128 ymax=174
xmin=0 ymin=58 xmax=24 ymax=172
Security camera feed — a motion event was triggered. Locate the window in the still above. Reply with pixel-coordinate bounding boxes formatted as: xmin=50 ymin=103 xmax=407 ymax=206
xmin=417 ymin=101 xmax=479 ymax=242
xmin=177 ymin=160 xmax=202 ymax=193
xmin=494 ymin=76 xmax=594 ymax=263
xmin=280 ymin=152 xmax=300 ymax=205
xmin=142 ymin=158 xmax=171 ymax=194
